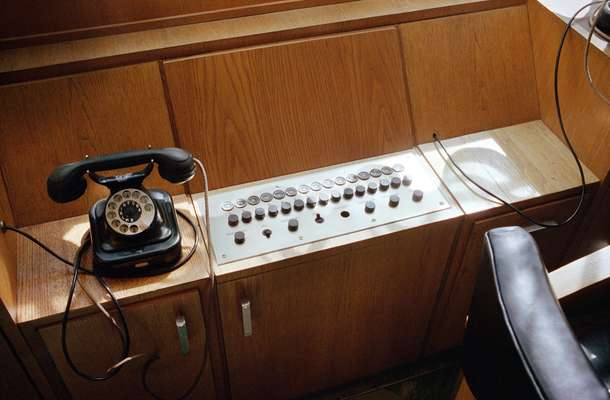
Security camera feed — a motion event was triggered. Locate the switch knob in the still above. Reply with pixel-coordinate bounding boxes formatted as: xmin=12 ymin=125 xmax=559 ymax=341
xmin=365 ymin=201 xmax=376 ymax=213
xmin=367 ymin=181 xmax=378 ymax=194
xmin=268 ymin=204 xmax=279 ymax=217
xmin=402 ymin=175 xmax=412 ymax=186
xmin=255 ymin=207 xmax=265 ymax=220
xmin=294 ymin=199 xmax=305 ymax=211
xmin=343 ymin=187 xmax=354 ymax=199
xmin=288 ymin=218 xmax=299 ymax=232
xmin=412 ymin=190 xmax=424 ymax=202
xmin=319 ymin=193 xmax=329 ymax=205
xmin=234 ymin=231 xmax=245 ymax=244
xmin=241 ymin=211 xmax=252 ymax=223
xmin=331 ymin=190 xmax=341 ymax=203
xmin=355 ymin=185 xmax=366 ymax=197
xmin=281 ymin=202 xmax=292 ymax=214
xmin=228 ymin=214 xmax=239 ymax=227
xmin=379 ymin=178 xmax=390 ymax=191
xmin=390 ymin=177 xmax=401 ymax=189
xmin=306 ymin=196 xmax=317 ymax=208
xmin=389 ymin=195 xmax=400 ymax=208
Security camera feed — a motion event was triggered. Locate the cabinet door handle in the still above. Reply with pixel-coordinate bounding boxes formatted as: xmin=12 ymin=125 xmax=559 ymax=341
xmin=176 ymin=315 xmax=190 ymax=356
xmin=241 ymin=300 xmax=252 ymax=337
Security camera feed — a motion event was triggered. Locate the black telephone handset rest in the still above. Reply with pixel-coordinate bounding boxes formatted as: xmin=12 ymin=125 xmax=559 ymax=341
xmin=47 ymin=148 xmax=195 ymax=203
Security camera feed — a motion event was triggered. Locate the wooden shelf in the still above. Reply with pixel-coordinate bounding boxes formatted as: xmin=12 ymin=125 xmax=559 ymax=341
xmin=418 ymin=120 xmax=599 ymax=216
xmin=0 ymin=0 xmax=524 ymax=85
xmin=15 ymin=195 xmax=210 ymax=326
xmin=550 ymin=245 xmax=610 ymax=300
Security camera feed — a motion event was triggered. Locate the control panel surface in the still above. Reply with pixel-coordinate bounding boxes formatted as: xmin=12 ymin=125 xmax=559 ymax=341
xmin=197 ymin=150 xmax=452 ymax=265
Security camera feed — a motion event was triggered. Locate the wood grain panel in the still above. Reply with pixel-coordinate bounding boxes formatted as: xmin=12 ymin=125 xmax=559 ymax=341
xmin=0 ymin=168 xmax=17 ymax=320
xmin=0 ymin=63 xmax=179 ymax=227
xmin=400 ymin=6 xmax=539 ymax=142
xmin=164 ymin=28 xmax=413 ymax=190
xmin=425 ymin=196 xmax=587 ymax=355
xmin=218 ymin=219 xmax=459 ymax=400
xmin=528 ymin=0 xmax=610 ymax=180
xmin=0 ymin=329 xmax=41 ymax=400
xmin=0 ymin=0 xmax=352 ymax=43
xmin=39 ymin=290 xmax=215 ymax=400
xmin=0 ymin=0 xmax=526 ymax=84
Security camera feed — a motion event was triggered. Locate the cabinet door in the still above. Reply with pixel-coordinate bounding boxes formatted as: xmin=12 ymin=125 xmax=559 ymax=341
xmin=426 ymin=195 xmax=586 ymax=355
xmin=0 ymin=330 xmax=41 ymax=399
xmin=38 ymin=290 xmax=215 ymax=400
xmin=218 ymin=220 xmax=459 ymax=400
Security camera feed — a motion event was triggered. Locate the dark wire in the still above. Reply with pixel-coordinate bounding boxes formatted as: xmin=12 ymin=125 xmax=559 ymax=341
xmin=432 ymin=1 xmax=595 ymax=229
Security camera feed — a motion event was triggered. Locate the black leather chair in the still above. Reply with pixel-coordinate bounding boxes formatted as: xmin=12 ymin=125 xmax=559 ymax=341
xmin=463 ymin=226 xmax=610 ymax=400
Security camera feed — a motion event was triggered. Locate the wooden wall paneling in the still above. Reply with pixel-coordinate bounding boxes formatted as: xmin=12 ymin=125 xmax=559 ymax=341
xmin=218 ymin=219 xmax=460 ymax=400
xmin=0 ymin=328 xmax=41 ymax=399
xmin=0 ymin=0 xmax=527 ymax=84
xmin=399 ymin=5 xmax=540 ymax=142
xmin=528 ymin=0 xmax=610 ymax=180
xmin=36 ymin=289 xmax=215 ymax=400
xmin=424 ymin=195 xmax=589 ymax=355
xmin=0 ymin=167 xmax=17 ymax=319
xmin=0 ymin=62 xmax=180 ymax=227
xmin=0 ymin=0 xmax=353 ymax=44
xmin=164 ymin=28 xmax=413 ymax=190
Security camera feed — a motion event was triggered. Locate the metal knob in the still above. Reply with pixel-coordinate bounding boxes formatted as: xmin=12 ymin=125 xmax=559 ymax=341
xmin=268 ymin=204 xmax=279 ymax=217
xmin=365 ymin=201 xmax=376 ymax=213
xmin=281 ymin=202 xmax=292 ymax=214
xmin=331 ymin=190 xmax=341 ymax=203
xmin=255 ymin=207 xmax=265 ymax=220
xmin=379 ymin=178 xmax=390 ymax=191
xmin=228 ymin=214 xmax=239 ymax=227
xmin=343 ymin=187 xmax=354 ymax=199
xmin=318 ymin=192 xmax=329 ymax=205
xmin=367 ymin=181 xmax=378 ymax=194
xmin=294 ymin=199 xmax=305 ymax=211
xmin=389 ymin=195 xmax=400 ymax=208
xmin=288 ymin=218 xmax=299 ymax=232
xmin=402 ymin=175 xmax=412 ymax=186
xmin=234 ymin=231 xmax=245 ymax=244
xmin=306 ymin=196 xmax=317 ymax=208
xmin=355 ymin=185 xmax=366 ymax=197
xmin=412 ymin=190 xmax=424 ymax=202
xmin=242 ymin=211 xmax=252 ymax=223
xmin=390 ymin=177 xmax=401 ymax=189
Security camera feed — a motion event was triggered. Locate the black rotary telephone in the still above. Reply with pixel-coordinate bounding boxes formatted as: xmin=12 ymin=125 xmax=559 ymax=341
xmin=47 ymin=147 xmax=196 ymax=277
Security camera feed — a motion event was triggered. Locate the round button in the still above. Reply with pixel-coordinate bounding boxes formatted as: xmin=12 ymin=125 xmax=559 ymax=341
xmin=365 ymin=201 xmax=376 ymax=213
xmin=221 ymin=201 xmax=234 ymax=212
xmin=288 ymin=219 xmax=299 ymax=232
xmin=370 ymin=168 xmax=382 ymax=178
xmin=379 ymin=178 xmax=390 ymax=191
xmin=391 ymin=177 xmax=401 ymax=189
xmin=234 ymin=231 xmax=245 ymax=244
xmin=367 ymin=181 xmax=378 ymax=194
xmin=255 ymin=207 xmax=265 ymax=220
xmin=343 ymin=187 xmax=354 ymax=199
xmin=322 ymin=179 xmax=335 ymax=189
xmin=242 ymin=211 xmax=252 ymax=223
xmin=310 ymin=182 xmax=322 ymax=191
xmin=273 ymin=190 xmax=285 ymax=200
xmin=247 ymin=195 xmax=260 ymax=206
xmin=319 ymin=193 xmax=329 ymax=205
xmin=402 ymin=175 xmax=413 ymax=186
xmin=334 ymin=177 xmax=346 ymax=186
xmin=260 ymin=192 xmax=273 ymax=202
xmin=412 ymin=190 xmax=424 ymax=202
xmin=389 ymin=195 xmax=400 ymax=208
xmin=298 ymin=185 xmax=310 ymax=194
xmin=285 ymin=187 xmax=297 ymax=197
xmin=235 ymin=198 xmax=248 ymax=208
xmin=281 ymin=202 xmax=292 ymax=214
xmin=355 ymin=185 xmax=366 ymax=197
xmin=268 ymin=204 xmax=279 ymax=217
xmin=228 ymin=214 xmax=239 ymax=227
xmin=331 ymin=190 xmax=341 ymax=202
xmin=357 ymin=171 xmax=370 ymax=180
xmin=294 ymin=199 xmax=305 ymax=211
xmin=346 ymin=174 xmax=358 ymax=183
xmin=262 ymin=229 xmax=272 ymax=238
xmin=306 ymin=196 xmax=317 ymax=208
xmin=392 ymin=163 xmax=405 ymax=173
xmin=381 ymin=166 xmax=393 ymax=175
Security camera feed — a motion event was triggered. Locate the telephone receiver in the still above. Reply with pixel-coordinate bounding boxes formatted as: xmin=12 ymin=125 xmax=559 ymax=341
xmin=47 ymin=147 xmax=196 ymax=277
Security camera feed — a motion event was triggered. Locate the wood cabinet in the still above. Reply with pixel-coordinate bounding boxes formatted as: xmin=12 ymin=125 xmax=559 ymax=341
xmin=425 ymin=196 xmax=588 ymax=355
xmin=217 ymin=219 xmax=460 ymax=400
xmin=32 ymin=289 xmax=215 ymax=400
xmin=0 ymin=329 xmax=41 ymax=399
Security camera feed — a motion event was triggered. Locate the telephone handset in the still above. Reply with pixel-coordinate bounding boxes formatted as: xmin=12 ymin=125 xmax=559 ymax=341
xmin=47 ymin=147 xmax=196 ymax=277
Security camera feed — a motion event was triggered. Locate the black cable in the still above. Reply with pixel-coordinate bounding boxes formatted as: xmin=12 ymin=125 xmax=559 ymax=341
xmin=432 ymin=1 xmax=596 ymax=229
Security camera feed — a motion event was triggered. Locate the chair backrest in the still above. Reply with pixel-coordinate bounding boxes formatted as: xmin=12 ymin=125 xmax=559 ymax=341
xmin=463 ymin=226 xmax=609 ymax=400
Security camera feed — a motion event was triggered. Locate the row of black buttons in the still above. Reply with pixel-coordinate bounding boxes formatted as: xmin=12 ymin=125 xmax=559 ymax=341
xmin=221 ymin=164 xmax=406 ymax=211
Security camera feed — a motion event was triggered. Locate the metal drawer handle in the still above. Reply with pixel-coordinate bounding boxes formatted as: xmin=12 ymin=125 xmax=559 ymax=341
xmin=176 ymin=315 xmax=190 ymax=356
xmin=241 ymin=300 xmax=252 ymax=337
